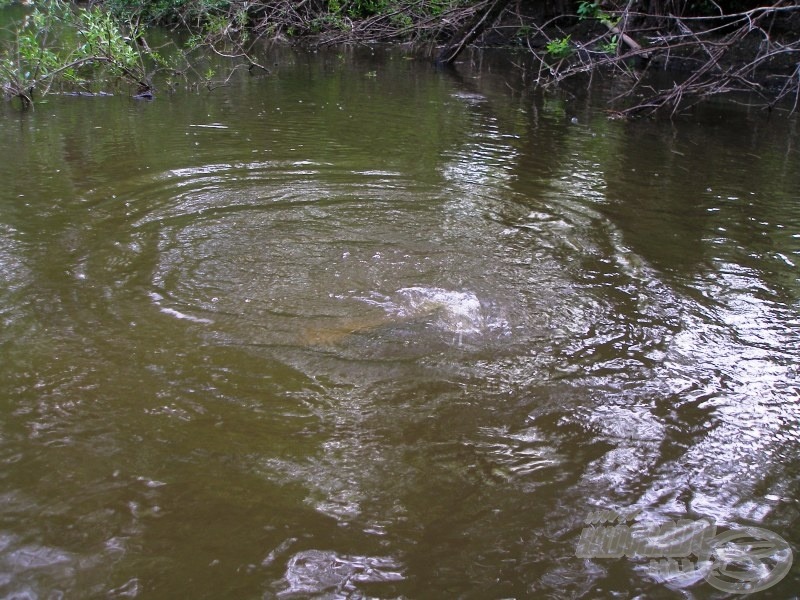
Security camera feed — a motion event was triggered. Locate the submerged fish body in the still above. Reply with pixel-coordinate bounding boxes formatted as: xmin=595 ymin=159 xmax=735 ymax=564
xmin=303 ymin=287 xmax=491 ymax=347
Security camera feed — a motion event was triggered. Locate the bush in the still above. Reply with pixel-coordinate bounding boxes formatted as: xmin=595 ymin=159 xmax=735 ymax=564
xmin=1 ymin=0 xmax=153 ymax=106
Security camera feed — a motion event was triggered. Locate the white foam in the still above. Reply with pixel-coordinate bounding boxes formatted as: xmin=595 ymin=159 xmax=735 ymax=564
xmin=395 ymin=287 xmax=485 ymax=334
xmin=148 ymin=292 xmax=213 ymax=324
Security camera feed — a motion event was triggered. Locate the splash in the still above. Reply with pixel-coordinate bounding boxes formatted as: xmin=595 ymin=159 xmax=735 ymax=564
xmin=393 ymin=287 xmax=486 ymax=342
xmin=303 ymin=286 xmax=505 ymax=347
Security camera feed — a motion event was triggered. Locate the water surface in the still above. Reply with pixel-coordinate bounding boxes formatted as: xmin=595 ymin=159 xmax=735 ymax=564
xmin=1 ymin=46 xmax=798 ymax=598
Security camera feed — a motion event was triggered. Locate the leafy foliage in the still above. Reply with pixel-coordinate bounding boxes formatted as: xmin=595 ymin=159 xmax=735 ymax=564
xmin=599 ymin=34 xmax=617 ymax=54
xmin=576 ymin=1 xmax=598 ymax=20
xmin=546 ymin=35 xmax=572 ymax=59
xmin=0 ymin=0 xmax=151 ymax=106
xmin=577 ymin=1 xmax=617 ymax=27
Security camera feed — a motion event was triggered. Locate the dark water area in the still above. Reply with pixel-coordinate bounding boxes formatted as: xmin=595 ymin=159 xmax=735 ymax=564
xmin=0 ymin=44 xmax=798 ymax=598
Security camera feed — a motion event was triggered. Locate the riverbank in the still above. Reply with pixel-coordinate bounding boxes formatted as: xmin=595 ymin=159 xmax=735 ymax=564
xmin=2 ymin=0 xmax=798 ymax=115
xmin=101 ymin=0 xmax=800 ymax=115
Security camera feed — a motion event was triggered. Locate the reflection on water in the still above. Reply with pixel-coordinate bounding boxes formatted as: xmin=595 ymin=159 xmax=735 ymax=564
xmin=275 ymin=549 xmax=404 ymax=597
xmin=0 ymin=46 xmax=798 ymax=598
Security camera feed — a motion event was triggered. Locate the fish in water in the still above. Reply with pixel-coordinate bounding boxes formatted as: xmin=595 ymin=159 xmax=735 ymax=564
xmin=302 ymin=287 xmax=488 ymax=347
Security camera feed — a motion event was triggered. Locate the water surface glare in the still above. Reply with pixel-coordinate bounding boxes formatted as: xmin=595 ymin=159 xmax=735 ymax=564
xmin=0 ymin=48 xmax=798 ymax=598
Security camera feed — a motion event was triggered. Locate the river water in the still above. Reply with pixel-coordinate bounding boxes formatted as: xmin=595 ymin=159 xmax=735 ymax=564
xmin=0 ymin=46 xmax=798 ymax=599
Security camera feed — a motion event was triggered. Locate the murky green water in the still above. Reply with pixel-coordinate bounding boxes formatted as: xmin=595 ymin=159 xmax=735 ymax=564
xmin=1 ymin=45 xmax=798 ymax=598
